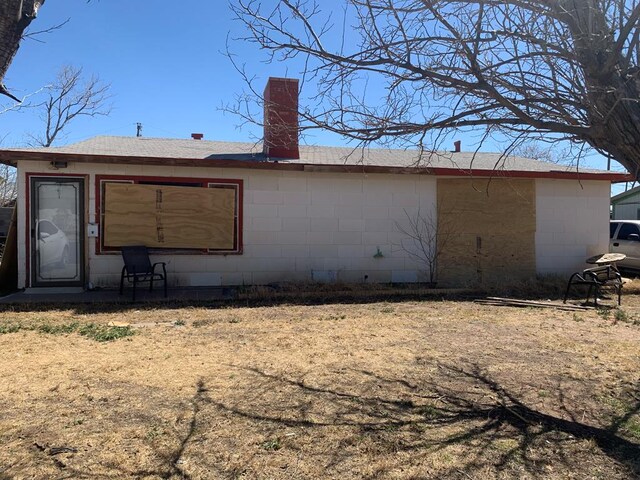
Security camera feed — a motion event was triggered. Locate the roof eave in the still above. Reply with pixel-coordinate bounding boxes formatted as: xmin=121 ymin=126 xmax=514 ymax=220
xmin=0 ymin=149 xmax=631 ymax=182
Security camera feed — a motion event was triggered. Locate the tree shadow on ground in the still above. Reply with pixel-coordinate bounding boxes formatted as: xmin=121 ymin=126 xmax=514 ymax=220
xmin=4 ymin=365 xmax=638 ymax=479
xmin=8 ymin=380 xmax=210 ymax=480
xmin=201 ymin=363 xmax=640 ymax=478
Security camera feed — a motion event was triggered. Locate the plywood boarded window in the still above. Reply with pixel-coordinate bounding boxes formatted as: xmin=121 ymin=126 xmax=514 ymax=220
xmin=103 ymin=183 xmax=238 ymax=250
xmin=436 ymin=178 xmax=536 ymax=286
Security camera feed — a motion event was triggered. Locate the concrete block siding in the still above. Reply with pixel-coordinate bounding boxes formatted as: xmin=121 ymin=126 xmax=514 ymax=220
xmin=16 ymin=160 xmax=610 ymax=288
xmin=239 ymin=170 xmax=438 ymax=287
xmin=16 ymin=161 xmax=437 ymax=288
xmin=535 ymin=179 xmax=610 ymax=276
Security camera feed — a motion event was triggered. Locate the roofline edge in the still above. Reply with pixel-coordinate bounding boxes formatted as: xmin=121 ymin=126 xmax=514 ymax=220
xmin=0 ymin=150 xmax=631 ymax=182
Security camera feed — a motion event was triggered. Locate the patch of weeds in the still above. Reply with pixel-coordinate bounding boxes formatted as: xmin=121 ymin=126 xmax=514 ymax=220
xmin=0 ymin=323 xmax=21 ymax=334
xmin=613 ymin=308 xmax=640 ymax=325
xmin=596 ymin=308 xmax=611 ymax=321
xmin=0 ymin=321 xmax=134 ymax=342
xmin=228 ymin=316 xmax=241 ymax=324
xmin=77 ymin=324 xmax=135 ymax=342
xmin=599 ymin=393 xmax=640 ymax=439
xmin=598 ymin=393 xmax=627 ymax=412
xmin=381 ymin=423 xmax=400 ymax=432
xmin=419 ymin=404 xmax=442 ymax=420
xmin=261 ymin=437 xmax=281 ymax=451
xmin=174 ymin=320 xmax=186 ymax=326
xmin=192 ymin=319 xmax=210 ymax=328
xmin=380 ymin=307 xmax=394 ymax=314
xmin=64 ymin=418 xmax=85 ymax=429
xmin=623 ymin=418 xmax=640 ymax=440
xmin=614 ymin=309 xmax=629 ymax=324
xmin=538 ymin=389 xmax=549 ymax=398
xmin=38 ymin=322 xmax=80 ymax=335
xmin=409 ymin=422 xmax=427 ymax=434
xmin=492 ymin=438 xmax=520 ymax=452
xmin=145 ymin=425 xmax=164 ymax=441
xmin=572 ymin=313 xmax=584 ymax=322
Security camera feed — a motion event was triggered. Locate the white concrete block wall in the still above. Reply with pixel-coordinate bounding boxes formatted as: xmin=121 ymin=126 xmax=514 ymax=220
xmin=15 ymin=161 xmax=437 ymax=288
xmin=536 ymin=179 xmax=611 ymax=276
xmin=15 ymin=160 xmax=612 ymax=288
xmin=243 ymin=171 xmax=438 ymax=285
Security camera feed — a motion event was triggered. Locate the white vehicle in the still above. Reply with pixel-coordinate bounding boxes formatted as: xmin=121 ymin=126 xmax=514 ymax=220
xmin=37 ymin=219 xmax=70 ymax=268
xmin=610 ymin=220 xmax=640 ymax=270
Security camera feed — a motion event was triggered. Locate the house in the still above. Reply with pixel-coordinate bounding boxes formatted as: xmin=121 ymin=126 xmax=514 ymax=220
xmin=611 ymin=185 xmax=640 ymax=219
xmin=0 ymin=78 xmax=630 ymax=291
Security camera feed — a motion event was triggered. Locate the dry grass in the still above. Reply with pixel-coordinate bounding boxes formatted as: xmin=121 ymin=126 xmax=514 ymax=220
xmin=0 ymin=289 xmax=639 ymax=479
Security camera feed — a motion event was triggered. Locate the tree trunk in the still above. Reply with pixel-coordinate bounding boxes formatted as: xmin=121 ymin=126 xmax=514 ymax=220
xmin=0 ymin=0 xmax=44 ymax=85
xmin=558 ymin=0 xmax=640 ymax=178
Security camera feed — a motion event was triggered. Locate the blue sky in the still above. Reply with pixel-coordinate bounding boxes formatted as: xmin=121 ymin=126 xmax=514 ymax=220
xmin=0 ymin=0 xmax=631 ymax=190
xmin=0 ymin=1 xmax=291 ymax=146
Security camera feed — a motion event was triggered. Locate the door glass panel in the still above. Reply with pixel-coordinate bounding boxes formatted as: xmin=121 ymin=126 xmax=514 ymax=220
xmin=33 ymin=179 xmax=83 ymax=285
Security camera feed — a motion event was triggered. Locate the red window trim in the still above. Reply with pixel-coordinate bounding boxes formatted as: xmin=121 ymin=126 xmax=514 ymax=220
xmin=95 ymin=174 xmax=243 ymax=255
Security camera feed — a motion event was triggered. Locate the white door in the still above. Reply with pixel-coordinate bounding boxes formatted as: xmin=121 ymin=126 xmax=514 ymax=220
xmin=31 ymin=178 xmax=84 ymax=287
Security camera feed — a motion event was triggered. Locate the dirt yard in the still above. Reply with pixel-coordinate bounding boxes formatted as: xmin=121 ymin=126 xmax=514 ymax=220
xmin=0 ymin=291 xmax=639 ymax=479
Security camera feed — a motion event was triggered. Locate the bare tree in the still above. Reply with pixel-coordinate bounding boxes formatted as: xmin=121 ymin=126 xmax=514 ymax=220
xmin=394 ymin=206 xmax=454 ymax=285
xmin=232 ymin=1 xmax=640 ymax=177
xmin=512 ymin=141 xmax=562 ymax=165
xmin=27 ymin=65 xmax=111 ymax=147
xmin=0 ymin=164 xmax=17 ymax=207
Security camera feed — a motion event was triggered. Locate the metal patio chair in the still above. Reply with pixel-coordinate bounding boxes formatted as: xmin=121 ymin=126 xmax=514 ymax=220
xmin=119 ymin=245 xmax=167 ymax=301
xmin=563 ymin=264 xmax=622 ymax=306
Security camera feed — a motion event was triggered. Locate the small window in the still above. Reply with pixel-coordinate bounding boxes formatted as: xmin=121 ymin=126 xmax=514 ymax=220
xmin=610 ymin=222 xmax=620 ymax=239
xmin=616 ymin=223 xmax=640 ymax=240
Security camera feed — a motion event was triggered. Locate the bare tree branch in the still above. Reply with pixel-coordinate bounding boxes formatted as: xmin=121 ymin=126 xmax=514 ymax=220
xmin=230 ymin=0 xmax=640 ymax=177
xmin=26 ymin=65 xmax=112 ymax=147
xmin=23 ymin=18 xmax=70 ymax=43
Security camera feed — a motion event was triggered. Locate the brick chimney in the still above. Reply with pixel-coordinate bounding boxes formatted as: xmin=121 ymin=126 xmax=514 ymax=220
xmin=263 ymin=77 xmax=299 ymax=159
xmin=453 ymin=140 xmax=461 ymax=153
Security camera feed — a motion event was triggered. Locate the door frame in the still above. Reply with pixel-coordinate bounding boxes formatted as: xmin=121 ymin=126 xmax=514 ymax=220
xmin=26 ymin=173 xmax=87 ymax=288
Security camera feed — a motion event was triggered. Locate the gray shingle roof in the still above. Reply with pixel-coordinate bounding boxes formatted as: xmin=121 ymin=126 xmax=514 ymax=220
xmin=5 ymin=135 xmax=609 ymax=174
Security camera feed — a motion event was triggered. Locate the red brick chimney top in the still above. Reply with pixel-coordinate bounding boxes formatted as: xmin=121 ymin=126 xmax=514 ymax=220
xmin=453 ymin=140 xmax=461 ymax=153
xmin=263 ymin=77 xmax=299 ymax=159
xmin=191 ymin=133 xmax=204 ymax=140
